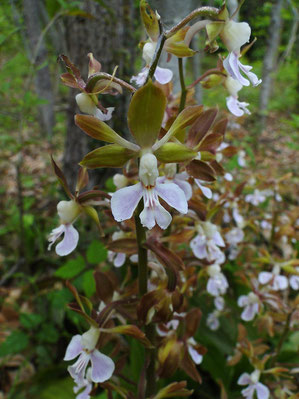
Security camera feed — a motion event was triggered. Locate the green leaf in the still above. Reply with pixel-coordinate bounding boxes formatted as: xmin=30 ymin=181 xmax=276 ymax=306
xmin=154 ymin=142 xmax=197 ymax=163
xmin=87 ymin=240 xmax=107 ymax=264
xmin=80 ymin=144 xmax=137 ymax=168
xmin=127 ymin=80 xmax=166 ymax=148
xmin=0 ymin=331 xmax=29 ymax=357
xmin=75 ymin=114 xmax=137 ymax=150
xmin=37 ymin=323 xmax=59 ymax=344
xmin=20 ymin=313 xmax=43 ymax=329
xmin=54 ymin=255 xmax=86 ymax=279
xmin=83 ymin=270 xmax=96 ymax=297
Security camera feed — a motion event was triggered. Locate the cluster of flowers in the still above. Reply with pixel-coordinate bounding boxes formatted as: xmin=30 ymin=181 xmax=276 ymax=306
xmin=47 ymin=2 xmax=299 ymax=398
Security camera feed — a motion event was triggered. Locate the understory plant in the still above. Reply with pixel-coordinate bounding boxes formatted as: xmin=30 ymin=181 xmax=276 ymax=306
xmin=47 ymin=1 xmax=299 ymax=398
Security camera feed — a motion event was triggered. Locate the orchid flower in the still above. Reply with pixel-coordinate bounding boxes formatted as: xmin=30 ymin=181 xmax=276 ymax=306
xmin=48 ymin=200 xmax=81 ymax=256
xmin=206 ymin=264 xmax=229 ymax=297
xmin=73 ymin=368 xmax=92 ymax=399
xmin=220 ymin=20 xmax=262 ymax=87
xmin=224 ymin=76 xmax=251 ymax=117
xmin=225 ymin=227 xmax=244 ymax=246
xmin=187 ymin=337 xmax=203 ymax=365
xmin=238 ymin=150 xmax=247 ymax=167
xmin=238 ymin=292 xmax=260 ymax=321
xmin=259 ymin=265 xmax=288 ymax=291
xmin=76 ymin=93 xmax=114 ymax=121
xmin=214 ymin=296 xmax=225 ymax=311
xmin=238 ymin=369 xmax=270 ymax=399
xmin=245 ymin=189 xmax=266 ymax=206
xmin=108 ymin=231 xmax=127 ymax=268
xmin=158 ymin=163 xmax=192 ymax=201
xmin=64 ymin=326 xmax=115 ymax=385
xmin=111 ymin=154 xmax=188 ymax=230
xmin=289 ymin=267 xmax=299 ymax=290
xmin=206 ymin=310 xmax=221 ymax=331
xmin=195 ymin=179 xmax=213 ymax=199
xmin=131 ymin=41 xmax=173 ymax=87
xmin=190 ymin=221 xmax=225 ymax=264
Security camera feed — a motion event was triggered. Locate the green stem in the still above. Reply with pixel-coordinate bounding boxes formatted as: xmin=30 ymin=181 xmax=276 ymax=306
xmin=270 ymin=312 xmax=292 ymax=366
xmin=135 ymin=202 xmax=156 ymax=397
xmin=178 ymin=58 xmax=187 ymax=112
xmin=146 ymin=33 xmax=167 ymax=83
xmin=165 ymin=7 xmax=220 ymax=39
xmin=135 ymin=201 xmax=148 ymax=296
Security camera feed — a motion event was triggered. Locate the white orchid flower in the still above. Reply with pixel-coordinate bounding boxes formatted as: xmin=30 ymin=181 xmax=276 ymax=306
xmin=238 ymin=292 xmax=260 ymax=321
xmin=206 ymin=264 xmax=229 ymax=297
xmin=76 ymin=93 xmax=114 ymax=121
xmin=225 ymin=76 xmax=251 ymax=117
xmin=259 ymin=265 xmax=288 ymax=291
xmin=111 ymin=154 xmax=188 ymax=230
xmin=238 ymin=369 xmax=270 ymax=399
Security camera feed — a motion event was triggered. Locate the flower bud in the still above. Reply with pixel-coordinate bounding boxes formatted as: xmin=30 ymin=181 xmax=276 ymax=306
xmin=81 ymin=326 xmax=100 ymax=351
xmin=207 ymin=264 xmax=221 ymax=277
xmin=142 ymin=41 xmax=156 ymax=65
xmin=76 ymin=93 xmax=97 ymax=115
xmin=139 ymin=153 xmax=159 ymax=186
xmin=220 ymin=20 xmax=251 ymax=53
xmin=57 ymin=200 xmax=81 ymax=224
xmin=113 ymin=173 xmax=128 ymax=189
xmin=224 ymin=76 xmax=243 ymax=98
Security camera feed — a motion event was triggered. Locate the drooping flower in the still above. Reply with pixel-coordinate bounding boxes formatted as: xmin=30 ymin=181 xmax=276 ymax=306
xmin=258 ymin=265 xmax=288 ymax=291
xmin=221 ymin=20 xmax=262 ymax=87
xmin=238 ymin=369 xmax=270 ymax=399
xmin=158 ymin=163 xmax=192 ymax=201
xmin=238 ymin=292 xmax=260 ymax=321
xmin=224 ymin=76 xmax=251 ymax=117
xmin=48 ymin=200 xmax=81 ymax=256
xmin=206 ymin=264 xmax=229 ymax=297
xmin=131 ymin=41 xmax=173 ymax=87
xmin=111 ymin=154 xmax=187 ymax=230
xmin=64 ymin=326 xmax=115 ymax=385
xmin=76 ymin=93 xmax=114 ymax=121
xmin=190 ymin=221 xmax=225 ymax=264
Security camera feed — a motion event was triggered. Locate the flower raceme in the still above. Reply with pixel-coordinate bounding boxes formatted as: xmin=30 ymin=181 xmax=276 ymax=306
xmin=111 ymin=154 xmax=188 ymax=230
xmin=64 ymin=326 xmax=115 ymax=386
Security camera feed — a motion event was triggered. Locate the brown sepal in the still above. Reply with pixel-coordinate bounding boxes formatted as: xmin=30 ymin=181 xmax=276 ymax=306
xmin=107 ymin=238 xmax=137 ymax=255
xmin=187 ymin=108 xmax=218 ymax=147
xmin=93 ymin=270 xmax=116 ymax=303
xmin=198 ymin=133 xmax=223 ymax=153
xmin=180 ymin=348 xmax=202 ymax=383
xmin=51 ymin=156 xmax=73 ymax=199
xmin=186 ymin=160 xmax=215 ymax=181
xmin=185 ymin=308 xmax=202 ymax=338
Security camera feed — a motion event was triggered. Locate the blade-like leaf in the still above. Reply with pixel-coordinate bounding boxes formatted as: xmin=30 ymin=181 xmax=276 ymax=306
xmin=188 ymin=108 xmax=218 ymax=147
xmin=51 ymin=156 xmax=73 ymax=199
xmin=186 ymin=160 xmax=215 ymax=181
xmin=75 ymin=115 xmax=139 ymax=151
xmin=80 ymin=145 xmax=137 ymax=169
xmin=154 ymin=142 xmax=197 ymax=163
xmin=58 ymin=54 xmax=85 ymax=90
xmin=107 ymin=238 xmax=137 ymax=255
xmin=153 ymin=106 xmax=203 ymax=151
xmin=76 ymin=167 xmax=89 ymax=193
xmin=83 ymin=205 xmax=103 ymax=236
xmin=127 ymin=80 xmax=166 ymax=148
xmin=165 ymin=28 xmax=196 ymax=57
xmin=197 ymin=133 xmax=223 ymax=152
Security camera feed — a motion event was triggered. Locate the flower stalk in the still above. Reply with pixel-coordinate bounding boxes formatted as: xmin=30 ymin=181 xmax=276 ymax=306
xmin=178 ymin=58 xmax=187 ymax=112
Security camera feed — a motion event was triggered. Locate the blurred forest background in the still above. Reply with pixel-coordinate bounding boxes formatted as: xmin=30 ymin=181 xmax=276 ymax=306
xmin=0 ymin=0 xmax=298 ymax=398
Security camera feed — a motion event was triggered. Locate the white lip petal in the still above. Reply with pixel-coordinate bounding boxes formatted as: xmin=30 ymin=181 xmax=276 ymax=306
xmin=154 ymin=66 xmax=173 ymax=84
xmin=56 ymin=224 xmax=79 ymax=256
xmin=111 ymin=183 xmax=143 ymax=222
xmin=155 ymin=182 xmax=188 ymax=214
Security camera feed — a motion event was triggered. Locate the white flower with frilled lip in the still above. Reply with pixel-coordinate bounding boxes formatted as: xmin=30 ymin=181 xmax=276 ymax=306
xmin=238 ymin=292 xmax=259 ymax=321
xmin=221 ymin=20 xmax=262 ymax=87
xmin=259 ymin=264 xmax=288 ymax=291
xmin=76 ymin=93 xmax=114 ymax=121
xmin=225 ymin=76 xmax=251 ymax=117
xmin=111 ymin=154 xmax=188 ymax=230
xmin=190 ymin=221 xmax=225 ymax=264
xmin=131 ymin=41 xmax=173 ymax=87
xmin=238 ymin=369 xmax=270 ymax=399
xmin=64 ymin=326 xmax=115 ymax=386
xmin=48 ymin=200 xmax=81 ymax=256
xmin=206 ymin=264 xmax=229 ymax=297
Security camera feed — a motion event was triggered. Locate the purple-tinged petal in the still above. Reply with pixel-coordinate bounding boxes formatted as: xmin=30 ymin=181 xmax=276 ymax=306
xmin=94 ymin=107 xmax=114 ymax=122
xmin=195 ymin=180 xmax=212 ymax=199
xmin=140 ymin=206 xmax=156 ymax=230
xmin=154 ymin=202 xmax=172 ymax=230
xmin=90 ymin=349 xmax=115 ymax=383
xmin=190 ymin=235 xmax=208 ymax=259
xmin=74 ymin=381 xmax=92 ymax=399
xmin=238 ymin=372 xmax=252 ymax=386
xmin=241 ymin=385 xmax=255 ymax=399
xmin=56 ymin=224 xmax=79 ymax=256
xmin=174 ymin=178 xmax=192 ymax=201
xmin=154 ymin=66 xmax=173 ymax=84
xmin=223 ymin=52 xmax=250 ymax=86
xmin=188 ymin=345 xmax=203 ymax=365
xmin=48 ymin=224 xmax=65 ymax=251
xmin=213 ymin=231 xmax=225 ymax=247
xmin=256 ymin=382 xmax=270 ymax=399
xmin=68 ymin=352 xmax=90 ymax=385
xmin=273 ymin=275 xmax=288 ymax=291
xmin=238 ymin=295 xmax=249 ymax=307
xmin=155 ymin=182 xmax=188 ymax=214
xmin=113 ymin=252 xmax=126 ymax=268
xmin=111 ymin=183 xmax=143 ymax=222
xmin=130 ymin=67 xmax=148 ymax=87
xmin=258 ymin=272 xmax=273 ymax=285
xmin=241 ymin=304 xmax=256 ymax=321
xmin=238 ymin=62 xmax=262 ymax=87
xmin=290 ymin=275 xmax=299 ymax=290
xmin=64 ymin=335 xmax=83 ymax=361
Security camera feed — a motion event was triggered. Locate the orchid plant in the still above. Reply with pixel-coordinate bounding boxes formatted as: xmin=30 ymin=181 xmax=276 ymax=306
xmin=47 ymin=1 xmax=299 ymax=398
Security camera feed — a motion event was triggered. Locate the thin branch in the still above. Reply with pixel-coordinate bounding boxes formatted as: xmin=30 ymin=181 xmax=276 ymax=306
xmin=178 ymin=58 xmax=187 ymax=112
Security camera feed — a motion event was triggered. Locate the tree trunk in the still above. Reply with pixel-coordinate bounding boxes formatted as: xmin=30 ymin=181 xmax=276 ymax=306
xmin=23 ymin=0 xmax=55 ymax=137
xmin=62 ymin=0 xmax=138 ymax=190
xmin=259 ymin=0 xmax=284 ymax=126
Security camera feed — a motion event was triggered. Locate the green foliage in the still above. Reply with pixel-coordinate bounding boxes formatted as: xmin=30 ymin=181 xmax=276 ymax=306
xmin=86 ymin=240 xmax=108 ymax=264
xmin=0 ymin=331 xmax=29 ymax=357
xmin=55 ymin=255 xmax=86 ymax=279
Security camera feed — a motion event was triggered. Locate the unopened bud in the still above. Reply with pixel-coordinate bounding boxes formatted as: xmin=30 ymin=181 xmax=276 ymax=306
xmin=164 ymin=163 xmax=177 ymax=179
xmin=76 ymin=93 xmax=97 ymax=115
xmin=142 ymin=41 xmax=156 ymax=65
xmin=113 ymin=173 xmax=128 ymax=189
xmin=57 ymin=200 xmax=81 ymax=224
